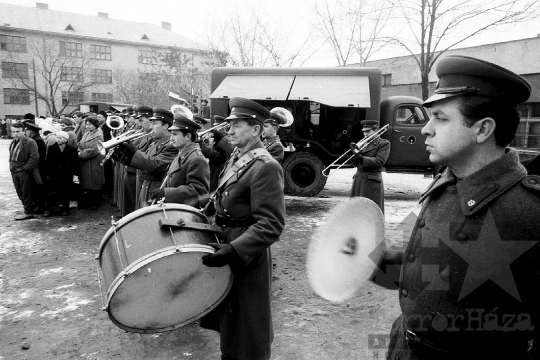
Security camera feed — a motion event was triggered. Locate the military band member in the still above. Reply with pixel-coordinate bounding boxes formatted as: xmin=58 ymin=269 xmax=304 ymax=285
xmin=200 ymin=97 xmax=286 ymax=360
xmin=262 ymin=111 xmax=286 ymax=163
xmin=350 ymin=120 xmax=390 ymax=213
xmin=119 ymin=106 xmax=153 ymax=216
xmin=149 ymin=112 xmax=210 ymax=208
xmin=199 ymin=115 xmax=234 ymax=191
xmin=387 ymin=56 xmax=540 ymax=360
xmin=118 ymin=108 xmax=178 ymax=209
xmin=193 ymin=114 xmax=209 ymax=128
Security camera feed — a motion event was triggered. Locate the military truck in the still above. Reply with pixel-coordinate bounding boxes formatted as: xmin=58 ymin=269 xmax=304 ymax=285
xmin=210 ymin=67 xmax=437 ymax=196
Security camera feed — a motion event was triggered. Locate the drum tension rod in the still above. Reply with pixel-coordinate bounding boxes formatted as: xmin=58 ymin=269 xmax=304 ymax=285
xmin=93 ymin=250 xmax=106 ymax=311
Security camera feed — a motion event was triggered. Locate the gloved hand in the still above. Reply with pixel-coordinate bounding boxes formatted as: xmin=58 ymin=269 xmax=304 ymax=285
xmin=150 ymin=188 xmax=165 ymax=200
xmin=202 ymin=243 xmax=239 ymax=267
xmin=351 ymin=151 xmax=364 ymax=165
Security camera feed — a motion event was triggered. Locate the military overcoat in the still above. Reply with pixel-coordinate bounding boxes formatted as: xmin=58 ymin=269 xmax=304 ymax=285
xmin=199 ymin=135 xmax=233 ymax=191
xmin=127 ymin=134 xmax=178 ymax=209
xmin=162 ymin=143 xmax=210 ymax=208
xmin=350 ymin=137 xmax=390 ymax=212
xmin=121 ymin=135 xmax=153 ymax=216
xmin=387 ymin=149 xmax=540 ymax=360
xmin=200 ymin=142 xmax=286 ymax=360
xmin=264 ymin=135 xmax=285 ymax=164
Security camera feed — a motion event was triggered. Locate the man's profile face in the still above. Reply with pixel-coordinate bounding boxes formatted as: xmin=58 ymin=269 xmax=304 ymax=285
xmin=72 ymin=115 xmax=81 ymax=123
xmin=421 ymin=97 xmax=478 ymax=167
xmin=170 ymin=130 xmax=189 ymax=150
xmin=152 ymin=120 xmax=169 ymax=137
xmin=228 ymin=120 xmax=258 ymax=149
xmin=362 ymin=128 xmax=376 ymax=138
xmin=262 ymin=123 xmax=277 ymax=139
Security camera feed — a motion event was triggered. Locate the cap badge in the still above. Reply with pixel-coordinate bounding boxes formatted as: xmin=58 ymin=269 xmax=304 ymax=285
xmin=467 ymin=200 xmax=476 ymax=207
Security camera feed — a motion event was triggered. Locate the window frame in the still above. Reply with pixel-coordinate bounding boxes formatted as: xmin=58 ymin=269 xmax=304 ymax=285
xmin=59 ymin=41 xmax=83 ymax=58
xmin=61 ymin=66 xmax=83 ymax=82
xmin=3 ymin=88 xmax=30 ymax=104
xmin=91 ymin=69 xmax=112 ymax=84
xmin=1 ymin=62 xmax=29 ymax=79
xmin=91 ymin=92 xmax=113 ymax=102
xmin=0 ymin=34 xmax=27 ymax=52
xmin=138 ymin=49 xmax=158 ymax=65
xmin=90 ymin=44 xmax=112 ymax=61
xmin=61 ymin=91 xmax=85 ymax=106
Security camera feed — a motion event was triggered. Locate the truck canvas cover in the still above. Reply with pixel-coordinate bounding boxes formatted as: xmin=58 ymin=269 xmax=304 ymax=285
xmin=210 ymin=74 xmax=371 ymax=108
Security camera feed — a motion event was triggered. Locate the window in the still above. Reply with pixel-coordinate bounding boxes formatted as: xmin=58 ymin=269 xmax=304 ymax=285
xmin=512 ymin=103 xmax=540 ymax=149
xmin=140 ymin=72 xmax=159 ymax=81
xmin=61 ymin=66 xmax=83 ymax=82
xmin=395 ymin=106 xmax=427 ymax=125
xmin=91 ymin=92 xmax=113 ymax=102
xmin=138 ymin=50 xmax=157 ymax=64
xmin=61 ymin=91 xmax=85 ymax=105
xmin=59 ymin=41 xmax=82 ymax=57
xmin=3 ymin=88 xmax=30 ymax=104
xmin=382 ymin=74 xmax=392 ymax=87
xmin=91 ymin=69 xmax=112 ymax=84
xmin=0 ymin=35 xmax=27 ymax=52
xmin=2 ymin=62 xmax=29 ymax=78
xmin=90 ymin=45 xmax=111 ymax=60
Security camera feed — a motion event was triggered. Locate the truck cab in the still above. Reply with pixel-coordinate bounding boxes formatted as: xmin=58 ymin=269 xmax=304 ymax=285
xmin=210 ymin=67 xmax=435 ymax=196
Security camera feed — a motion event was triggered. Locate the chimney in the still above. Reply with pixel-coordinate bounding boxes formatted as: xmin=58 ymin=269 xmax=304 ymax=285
xmin=98 ymin=12 xmax=108 ymax=19
xmin=162 ymin=22 xmax=171 ymax=31
xmin=36 ymin=3 xmax=48 ymax=10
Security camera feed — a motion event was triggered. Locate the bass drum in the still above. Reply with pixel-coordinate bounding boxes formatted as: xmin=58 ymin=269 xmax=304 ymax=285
xmin=98 ymin=203 xmax=232 ymax=333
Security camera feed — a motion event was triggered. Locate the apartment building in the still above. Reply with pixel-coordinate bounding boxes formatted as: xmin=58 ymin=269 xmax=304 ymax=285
xmin=0 ymin=2 xmax=209 ymax=118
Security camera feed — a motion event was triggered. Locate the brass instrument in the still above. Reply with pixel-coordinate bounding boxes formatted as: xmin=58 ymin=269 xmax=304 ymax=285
xmin=321 ymin=124 xmax=389 ymax=177
xmin=198 ymin=122 xmax=230 ymax=142
xmin=106 ymin=115 xmax=124 ymax=130
xmin=98 ymin=131 xmax=154 ymax=157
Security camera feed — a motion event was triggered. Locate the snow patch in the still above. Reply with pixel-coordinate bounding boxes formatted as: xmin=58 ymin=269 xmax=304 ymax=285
xmin=57 ymin=225 xmax=78 ymax=232
xmin=38 ymin=267 xmax=63 ymax=276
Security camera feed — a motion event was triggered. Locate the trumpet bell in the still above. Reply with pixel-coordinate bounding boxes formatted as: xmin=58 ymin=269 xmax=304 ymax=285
xmin=306 ymin=197 xmax=385 ymax=303
xmin=107 ymin=115 xmax=125 ymax=130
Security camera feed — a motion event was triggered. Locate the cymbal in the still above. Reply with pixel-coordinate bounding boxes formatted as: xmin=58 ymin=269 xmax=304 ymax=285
xmin=306 ymin=197 xmax=385 ymax=303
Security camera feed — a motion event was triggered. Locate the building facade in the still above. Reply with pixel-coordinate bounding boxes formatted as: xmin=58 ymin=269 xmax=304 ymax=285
xmin=0 ymin=2 xmax=210 ymax=118
xmin=356 ymin=36 xmax=540 ymax=150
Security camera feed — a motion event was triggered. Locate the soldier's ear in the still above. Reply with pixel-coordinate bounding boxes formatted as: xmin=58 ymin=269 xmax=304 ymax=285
xmin=474 ymin=117 xmax=496 ymax=144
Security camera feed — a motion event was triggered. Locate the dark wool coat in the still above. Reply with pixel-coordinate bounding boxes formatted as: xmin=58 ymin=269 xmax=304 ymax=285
xmin=78 ymin=128 xmax=105 ymax=191
xmin=200 ymin=142 xmax=286 ymax=360
xmin=162 ymin=143 xmax=210 ymax=208
xmin=264 ymin=135 xmax=285 ymax=164
xmin=74 ymin=121 xmax=85 ymax=142
xmin=387 ymin=149 xmax=540 ymax=360
xmin=122 ymin=134 xmax=153 ymax=216
xmin=350 ymin=137 xmax=390 ymax=213
xmin=9 ymin=136 xmax=40 ymax=179
xmin=128 ymin=134 xmax=178 ymax=209
xmin=44 ymin=143 xmax=80 ymax=205
xmin=29 ymin=133 xmax=46 ymax=179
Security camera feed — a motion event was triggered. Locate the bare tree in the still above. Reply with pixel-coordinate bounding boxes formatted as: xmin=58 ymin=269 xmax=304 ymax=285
xmin=391 ymin=0 xmax=540 ymax=99
xmin=311 ymin=0 xmax=395 ymax=66
xmin=2 ymin=36 xmax=97 ymax=116
xmin=203 ymin=5 xmax=316 ymax=67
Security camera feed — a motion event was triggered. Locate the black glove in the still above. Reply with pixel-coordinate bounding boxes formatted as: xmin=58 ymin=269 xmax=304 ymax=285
xmin=118 ymin=142 xmax=137 ymax=164
xmin=202 ymin=243 xmax=239 ymax=267
xmin=212 ymin=130 xmax=225 ymax=143
xmin=150 ymin=188 xmax=165 ymax=200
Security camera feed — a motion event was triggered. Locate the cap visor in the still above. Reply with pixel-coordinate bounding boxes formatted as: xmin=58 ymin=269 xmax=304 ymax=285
xmin=225 ymin=114 xmax=253 ymax=121
xmin=423 ymin=92 xmax=464 ymax=107
xmin=168 ymin=125 xmax=180 ymax=130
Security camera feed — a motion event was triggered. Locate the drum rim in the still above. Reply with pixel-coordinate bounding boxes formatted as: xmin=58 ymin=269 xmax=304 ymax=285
xmin=98 ymin=203 xmax=206 ymax=262
xmin=105 ymin=244 xmax=233 ymax=334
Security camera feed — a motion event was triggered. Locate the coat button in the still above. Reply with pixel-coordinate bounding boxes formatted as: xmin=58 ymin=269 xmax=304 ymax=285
xmin=456 ymin=232 xmax=468 ymax=241
xmin=224 ymin=192 xmax=229 ymax=196
xmin=223 ymin=209 xmax=228 ymax=213
xmin=417 ymin=219 xmax=425 ymax=228
xmin=408 ymin=254 xmax=415 ymax=262
xmin=401 ymin=288 xmax=408 ymax=297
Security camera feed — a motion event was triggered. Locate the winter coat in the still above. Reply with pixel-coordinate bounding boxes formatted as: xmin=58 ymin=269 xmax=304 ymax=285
xmin=200 ymin=141 xmax=286 ymax=360
xmin=199 ymin=134 xmax=234 ymax=191
xmin=9 ymin=136 xmax=41 ymax=184
xmin=78 ymin=128 xmax=105 ymax=191
xmin=387 ymin=149 xmax=540 ymax=360
xmin=162 ymin=143 xmax=210 ymax=208
xmin=264 ymin=136 xmax=285 ymax=164
xmin=350 ymin=137 xmax=390 ymax=213
xmin=127 ymin=134 xmax=178 ymax=208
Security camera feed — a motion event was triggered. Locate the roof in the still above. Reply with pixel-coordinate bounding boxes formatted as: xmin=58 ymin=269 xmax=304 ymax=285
xmin=0 ymin=2 xmax=208 ymax=51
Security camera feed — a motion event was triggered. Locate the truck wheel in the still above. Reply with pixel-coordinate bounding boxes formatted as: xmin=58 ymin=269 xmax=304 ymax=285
xmin=282 ymin=152 xmax=327 ymax=197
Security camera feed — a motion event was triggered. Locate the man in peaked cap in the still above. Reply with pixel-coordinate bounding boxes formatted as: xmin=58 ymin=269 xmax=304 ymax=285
xmin=118 ymin=107 xmax=178 ymax=209
xmin=24 ymin=121 xmax=47 ymax=214
xmin=193 ymin=114 xmax=209 ymax=128
xmin=200 ymin=97 xmax=285 ymax=360
xmin=262 ymin=110 xmax=287 ymax=163
xmin=117 ymin=105 xmax=155 ymax=217
xmin=349 ymin=119 xmax=390 ymax=213
xmin=386 ymin=56 xmax=540 ymax=360
xmin=149 ymin=113 xmax=210 ymax=208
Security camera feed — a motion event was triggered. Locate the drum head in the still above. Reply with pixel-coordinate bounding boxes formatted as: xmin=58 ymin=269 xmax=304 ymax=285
xmin=107 ymin=244 xmax=232 ymax=333
xmin=306 ymin=197 xmax=385 ymax=303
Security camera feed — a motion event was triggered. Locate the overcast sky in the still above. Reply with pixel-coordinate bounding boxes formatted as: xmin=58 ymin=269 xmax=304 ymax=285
xmin=3 ymin=0 xmax=540 ymax=66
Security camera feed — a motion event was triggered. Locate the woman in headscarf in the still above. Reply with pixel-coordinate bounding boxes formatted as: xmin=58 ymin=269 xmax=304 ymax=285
xmin=78 ymin=116 xmax=105 ymax=210
xmin=43 ymin=131 xmax=80 ymax=216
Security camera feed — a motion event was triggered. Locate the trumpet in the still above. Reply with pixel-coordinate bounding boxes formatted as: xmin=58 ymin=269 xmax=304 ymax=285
xmin=98 ymin=130 xmax=153 ymax=157
xmin=322 ymin=124 xmax=389 ymax=177
xmin=198 ymin=122 xmax=230 ymax=142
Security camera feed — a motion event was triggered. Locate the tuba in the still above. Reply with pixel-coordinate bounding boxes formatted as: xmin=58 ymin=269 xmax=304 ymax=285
xmin=270 ymin=107 xmax=294 ymax=127
xmin=106 ymin=115 xmax=124 ymax=130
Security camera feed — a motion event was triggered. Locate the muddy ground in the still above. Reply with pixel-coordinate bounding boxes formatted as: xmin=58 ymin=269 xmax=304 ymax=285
xmin=0 ymin=138 xmax=431 ymax=360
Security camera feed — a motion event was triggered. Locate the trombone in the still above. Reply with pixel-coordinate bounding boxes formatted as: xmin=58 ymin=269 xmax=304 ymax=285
xmin=98 ymin=130 xmax=153 ymax=157
xmin=322 ymin=124 xmax=389 ymax=177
